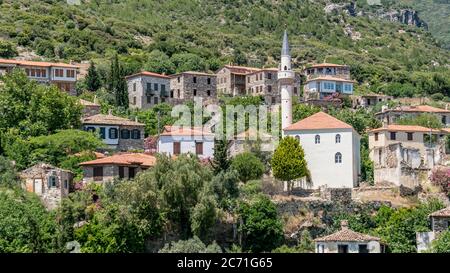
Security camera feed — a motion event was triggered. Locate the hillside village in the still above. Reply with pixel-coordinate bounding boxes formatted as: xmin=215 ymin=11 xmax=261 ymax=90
xmin=0 ymin=0 xmax=450 ymax=254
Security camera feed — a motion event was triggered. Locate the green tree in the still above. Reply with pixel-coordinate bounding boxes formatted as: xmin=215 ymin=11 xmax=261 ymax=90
xmin=158 ymin=236 xmax=222 ymax=253
xmin=238 ymin=195 xmax=284 ymax=253
xmin=397 ymin=113 xmax=443 ymax=129
xmin=271 ymin=136 xmax=308 ymax=193
xmin=211 ymin=139 xmax=231 ymax=175
xmin=0 ymin=40 xmax=18 ymax=58
xmin=136 ymin=103 xmax=175 ymax=136
xmin=0 ymin=156 xmax=19 ymax=188
xmin=293 ymin=103 xmax=320 ymax=123
xmin=231 ymin=152 xmax=264 ymax=183
xmin=171 ymin=53 xmax=205 ymax=72
xmin=108 ymin=54 xmax=128 ymax=108
xmin=431 ymin=231 xmax=450 ymax=253
xmin=144 ymin=50 xmax=176 ymax=75
xmin=85 ymin=61 xmax=102 ymax=92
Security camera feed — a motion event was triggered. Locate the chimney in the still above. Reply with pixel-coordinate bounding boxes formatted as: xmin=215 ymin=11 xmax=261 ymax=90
xmin=340 ymin=220 xmax=349 ymax=230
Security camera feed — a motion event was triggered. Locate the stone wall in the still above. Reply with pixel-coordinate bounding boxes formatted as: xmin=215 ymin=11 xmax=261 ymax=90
xmin=82 ymin=105 xmax=101 ymax=118
xmin=170 ymin=73 xmax=216 ymax=101
xmin=117 ymin=125 xmax=145 ymax=151
xmin=431 ymin=217 xmax=450 ymax=233
xmin=319 ymin=187 xmax=352 ymax=204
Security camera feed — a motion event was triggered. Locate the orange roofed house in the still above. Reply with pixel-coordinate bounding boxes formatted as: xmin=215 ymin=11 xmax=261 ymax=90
xmin=0 ymin=58 xmax=79 ymax=95
xmin=368 ymin=124 xmax=449 ymax=188
xmin=126 ymin=71 xmax=171 ymax=110
xmin=282 ymin=112 xmax=361 ymax=189
xmin=375 ymin=105 xmax=450 ymax=127
xmin=79 ymin=153 xmax=157 ymax=183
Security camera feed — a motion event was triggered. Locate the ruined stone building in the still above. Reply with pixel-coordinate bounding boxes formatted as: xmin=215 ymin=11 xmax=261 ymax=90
xmin=20 ymin=163 xmax=73 ymax=210
xmin=80 ymin=153 xmax=157 ymax=183
xmin=126 ymin=71 xmax=171 ymax=109
xmin=368 ymin=125 xmax=448 ymax=188
xmin=82 ymin=112 xmax=145 ymax=151
xmin=169 ymin=71 xmax=217 ymax=105
xmin=0 ymin=58 xmax=79 ymax=95
xmin=375 ymin=105 xmax=450 ymax=126
xmin=351 ymin=93 xmax=393 ymax=108
xmin=315 ymin=220 xmax=385 ymax=253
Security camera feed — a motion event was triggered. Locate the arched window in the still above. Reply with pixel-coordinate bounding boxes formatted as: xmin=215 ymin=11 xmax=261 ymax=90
xmin=335 ymin=134 xmax=341 ymax=144
xmin=284 ymin=66 xmax=287 ymax=71
xmin=335 ymin=152 xmax=342 ymax=164
xmin=295 ymin=135 xmax=300 ymax=142
xmin=315 ymin=135 xmax=320 ymax=144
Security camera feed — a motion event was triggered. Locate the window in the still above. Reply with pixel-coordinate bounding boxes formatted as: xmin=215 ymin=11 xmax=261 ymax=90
xmin=317 ymin=244 xmax=325 ymax=253
xmin=146 ymin=82 xmax=152 ymax=92
xmin=407 ymin=132 xmax=413 ymax=141
xmin=207 ymin=90 xmax=211 ymax=96
xmin=131 ymin=129 xmax=141 ymax=140
xmin=93 ymin=167 xmax=103 ymax=181
xmin=268 ymin=73 xmax=272 ymax=80
xmin=133 ymin=96 xmax=136 ymax=105
xmin=170 ymin=90 xmax=174 ymax=98
xmin=207 ymin=78 xmax=211 ymax=85
xmin=358 ymin=244 xmax=369 ymax=253
xmin=54 ymin=69 xmax=64 ymax=77
xmin=36 ymin=69 xmax=41 ymax=77
xmin=193 ymin=77 xmax=197 ymax=83
xmin=284 ymin=66 xmax=287 ymax=71
xmin=271 ymin=97 xmax=276 ymax=104
xmin=67 ymin=70 xmax=75 ymax=78
xmin=25 ymin=68 xmax=30 ymax=76
xmin=177 ymin=89 xmax=180 ymax=98
xmin=374 ymin=133 xmax=379 ymax=141
xmin=120 ymin=129 xmax=130 ymax=139
xmin=64 ymin=180 xmax=68 ymax=189
xmin=196 ymin=142 xmax=203 ymax=155
xmin=154 ymin=83 xmax=158 ymax=91
xmin=99 ymin=127 xmax=106 ymax=139
xmin=268 ymin=85 xmax=272 ymax=92
xmin=260 ymin=73 xmax=264 ymax=80
xmin=315 ymin=135 xmax=320 ymax=144
xmin=31 ymin=69 xmax=35 ymax=77
xmin=343 ymin=84 xmax=353 ymax=93
xmin=338 ymin=245 xmax=348 ymax=253
xmin=390 ymin=132 xmax=396 ymax=140
xmin=161 ymin=84 xmax=166 ymax=95
xmin=177 ymin=77 xmax=180 ymax=83
xmin=294 ymin=87 xmax=298 ymax=95
xmin=147 ymin=96 xmax=151 ymax=104
xmin=248 ymin=77 xmax=250 ymax=83
xmin=85 ymin=126 xmax=96 ymax=133
xmin=173 ymin=142 xmax=181 ymax=155
xmin=335 ymin=152 xmax=342 ymax=163
xmin=133 ymin=82 xmax=136 ymax=92
xmin=129 ymin=167 xmax=136 ymax=179
xmin=109 ymin=128 xmax=118 ymax=139
xmin=442 ymin=116 xmax=447 ymax=124
xmin=119 ymin=166 xmax=125 ymax=179
xmin=335 ymin=134 xmax=341 ymax=143
xmin=378 ymin=149 xmax=382 ymax=164
xmin=41 ymin=69 xmax=46 ymax=77
xmin=193 ymin=89 xmax=197 ymax=96
xmin=154 ymin=96 xmax=158 ymax=104
xmin=48 ymin=176 xmax=57 ymax=188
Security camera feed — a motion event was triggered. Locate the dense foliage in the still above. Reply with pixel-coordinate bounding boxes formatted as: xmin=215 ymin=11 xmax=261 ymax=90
xmin=231 ymin=152 xmax=265 ymax=183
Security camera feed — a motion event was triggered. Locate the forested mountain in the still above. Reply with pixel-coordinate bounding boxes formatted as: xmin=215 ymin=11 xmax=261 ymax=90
xmin=0 ymin=0 xmax=449 ymax=98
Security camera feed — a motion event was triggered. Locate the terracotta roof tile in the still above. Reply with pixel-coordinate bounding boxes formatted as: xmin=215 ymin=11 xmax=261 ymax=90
xmin=378 ymin=105 xmax=450 ymax=114
xmin=0 ymin=58 xmax=79 ymax=68
xmin=283 ymin=112 xmax=353 ymax=131
xmin=125 ymin=71 xmax=170 ymax=79
xmin=79 ymin=153 xmax=156 ymax=167
xmin=305 ymin=76 xmax=356 ymax=83
xmin=369 ymin=125 xmax=443 ymax=133
xmin=82 ymin=114 xmax=144 ymax=126
xmin=429 ymin=207 xmax=450 ymax=217
xmin=314 ymin=227 xmax=381 ymax=242
xmin=170 ymin=71 xmax=217 ymax=77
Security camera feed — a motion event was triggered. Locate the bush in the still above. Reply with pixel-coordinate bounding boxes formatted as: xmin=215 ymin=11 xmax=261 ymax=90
xmin=159 ymin=236 xmax=222 ymax=253
xmin=0 ymin=40 xmax=18 ymax=58
xmin=231 ymin=152 xmax=265 ymax=183
xmin=430 ymin=167 xmax=450 ymax=196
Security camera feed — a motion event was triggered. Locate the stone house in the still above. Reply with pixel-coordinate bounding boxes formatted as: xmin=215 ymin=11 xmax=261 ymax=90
xmin=216 ymin=65 xmax=260 ymax=97
xmin=416 ymin=207 xmax=450 ymax=252
xmin=230 ymin=128 xmax=274 ymax=156
xmin=82 ymin=112 xmax=145 ymax=151
xmin=303 ymin=63 xmax=355 ymax=100
xmin=79 ymin=153 xmax=157 ymax=183
xmin=315 ymin=221 xmax=385 ymax=253
xmin=351 ymin=94 xmax=393 ymax=108
xmin=126 ymin=71 xmax=171 ymax=110
xmin=283 ymin=112 xmax=361 ymax=189
xmin=375 ymin=105 xmax=450 ymax=126
xmin=20 ymin=163 xmax=73 ymax=210
xmin=245 ymin=68 xmax=301 ymax=105
xmin=157 ymin=126 xmax=215 ymax=159
xmin=0 ymin=58 xmax=79 ymax=95
xmin=79 ymin=98 xmax=101 ymax=118
xmin=169 ymin=71 xmax=217 ymax=105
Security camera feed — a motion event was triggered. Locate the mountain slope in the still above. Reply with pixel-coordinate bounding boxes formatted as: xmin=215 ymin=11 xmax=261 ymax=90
xmin=0 ymin=0 xmax=449 ymax=98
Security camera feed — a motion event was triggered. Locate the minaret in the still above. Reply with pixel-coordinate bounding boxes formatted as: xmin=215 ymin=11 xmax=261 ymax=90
xmin=278 ymin=30 xmax=295 ymax=135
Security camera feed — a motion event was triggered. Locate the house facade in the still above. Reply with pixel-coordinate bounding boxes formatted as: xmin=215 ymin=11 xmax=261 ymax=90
xmin=0 ymin=58 xmax=79 ymax=95
xmin=351 ymin=94 xmax=393 ymax=108
xmin=216 ymin=65 xmax=260 ymax=97
xmin=315 ymin=221 xmax=384 ymax=253
xmin=82 ymin=113 xmax=145 ymax=151
xmin=283 ymin=112 xmax=361 ymax=189
xmin=126 ymin=71 xmax=171 ymax=109
xmin=368 ymin=125 xmax=447 ymax=188
xmin=169 ymin=71 xmax=217 ymax=104
xmin=20 ymin=163 xmax=73 ymax=210
xmin=157 ymin=126 xmax=215 ymax=159
xmin=375 ymin=105 xmax=450 ymax=126
xmin=80 ymin=153 xmax=157 ymax=183
xmin=303 ymin=63 xmax=355 ymax=100
xmin=79 ymin=99 xmax=101 ymax=118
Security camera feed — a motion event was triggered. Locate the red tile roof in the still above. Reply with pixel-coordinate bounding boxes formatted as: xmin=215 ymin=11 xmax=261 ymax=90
xmin=79 ymin=153 xmax=156 ymax=167
xmin=429 ymin=207 xmax=450 ymax=217
xmin=169 ymin=71 xmax=217 ymax=77
xmin=314 ymin=227 xmax=381 ymax=242
xmin=223 ymin=65 xmax=260 ymax=75
xmin=283 ymin=112 xmax=353 ymax=131
xmin=82 ymin=114 xmax=144 ymax=126
xmin=305 ymin=76 xmax=356 ymax=83
xmin=379 ymin=105 xmax=450 ymax=114
xmin=0 ymin=58 xmax=79 ymax=68
xmin=125 ymin=71 xmax=170 ymax=79
xmin=369 ymin=125 xmax=443 ymax=133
